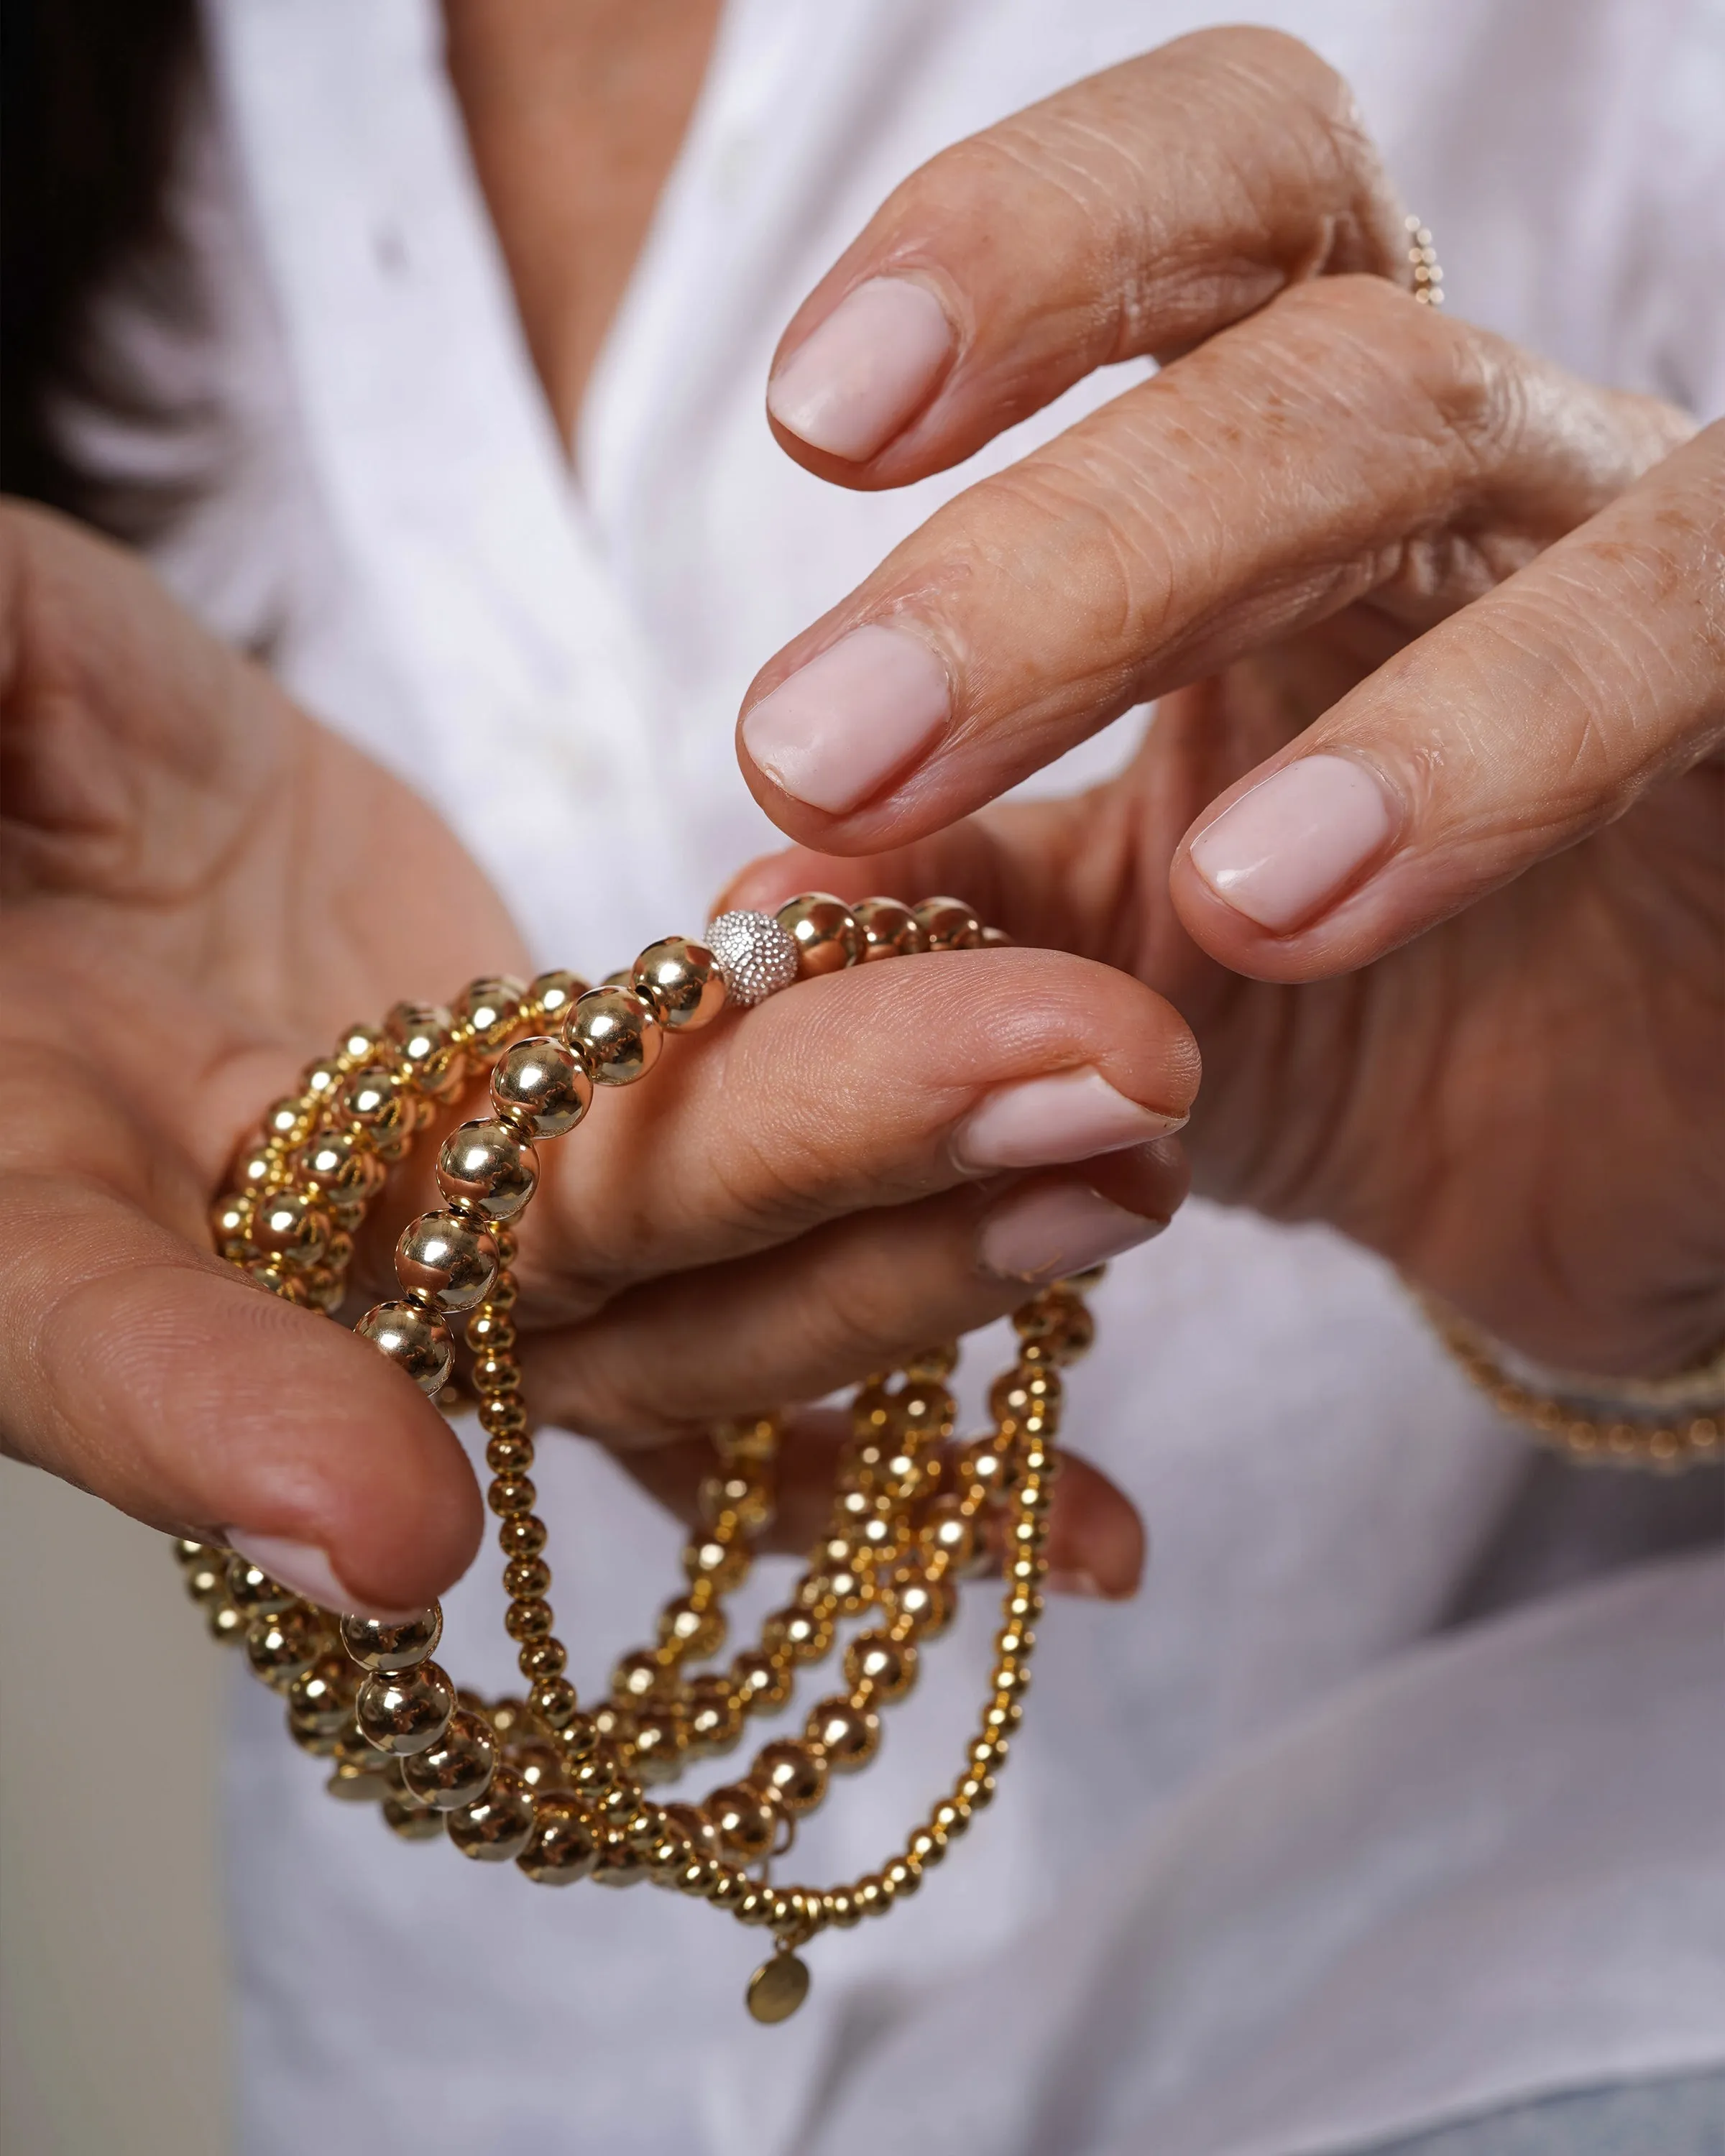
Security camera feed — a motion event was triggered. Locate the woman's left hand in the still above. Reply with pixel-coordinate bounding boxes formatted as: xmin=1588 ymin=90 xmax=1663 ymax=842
xmin=732 ymin=27 xmax=1725 ymax=1379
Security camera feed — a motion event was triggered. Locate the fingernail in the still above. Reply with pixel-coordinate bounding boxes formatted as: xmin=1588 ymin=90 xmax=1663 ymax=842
xmin=742 ymin=623 xmax=950 ymax=814
xmin=952 ymin=1068 xmax=1185 ymax=1175
xmin=1190 ymin=755 xmax=1397 ymax=931
xmin=768 ymin=278 xmax=954 ymax=461
xmin=1046 ymin=1567 xmax=1108 ymax=1598
xmin=978 ymin=1181 xmax=1166 ymax=1284
xmin=224 ymin=1531 xmax=420 ymax=1622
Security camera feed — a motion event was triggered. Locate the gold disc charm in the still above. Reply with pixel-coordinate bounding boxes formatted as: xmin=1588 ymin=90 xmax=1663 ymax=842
xmin=746 ymin=1948 xmax=811 ymax=2024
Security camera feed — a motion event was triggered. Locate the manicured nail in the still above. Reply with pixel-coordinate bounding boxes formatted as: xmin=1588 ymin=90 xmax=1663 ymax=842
xmin=1046 ymin=1567 xmax=1108 ymax=1598
xmin=978 ymin=1181 xmax=1166 ymax=1284
xmin=224 ymin=1531 xmax=420 ymax=1622
xmin=768 ymin=278 xmax=954 ymax=461
xmin=742 ymin=623 xmax=950 ymax=814
xmin=1190 ymin=755 xmax=1396 ymax=931
xmin=952 ymin=1068 xmax=1185 ymax=1175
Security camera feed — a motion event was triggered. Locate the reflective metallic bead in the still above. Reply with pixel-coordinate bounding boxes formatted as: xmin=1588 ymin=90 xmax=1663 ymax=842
xmin=395 ymin=1211 xmax=498 ymax=1314
xmin=628 ymin=1705 xmax=689 ymax=1785
xmin=657 ymin=1595 xmax=725 ymax=1661
xmin=341 ymin=1064 xmax=413 ymax=1148
xmin=566 ymin=986 xmax=661 ymax=1085
xmin=226 ymin=1557 xmax=296 ymax=1617
xmin=842 ymin=1631 xmax=917 ymax=1703
xmin=852 ymin=1873 xmax=888 ymax=1917
xmin=704 ymin=1783 xmax=776 ymax=1863
xmin=631 ymin=937 xmax=727 ymax=1031
xmin=340 ymin=1608 xmax=443 ymax=1672
xmin=381 ymin=1794 xmax=446 ymax=1842
xmin=209 ymin=1193 xmax=254 ymax=1259
xmin=805 ymin=1697 xmax=881 ymax=1773
xmin=527 ymin=1674 xmax=580 ymax=1731
xmin=749 ymin=1738 xmax=828 ymax=1816
xmin=683 ymin=1673 xmax=742 ymax=1757
xmin=436 ymin=1120 xmax=538 ymax=1222
xmin=295 ymin=1125 xmax=376 ymax=1201
xmin=699 ymin=1470 xmax=772 ymax=1534
xmin=206 ymin=1599 xmax=244 ymax=1646
xmin=913 ymin=895 xmax=983 ymax=950
xmin=401 ymin=1708 xmax=497 ymax=1809
xmin=660 ymin=1802 xmax=721 ymax=1859
xmin=354 ymin=1299 xmax=453 ymax=1393
xmin=921 ymin=1495 xmax=979 ymax=1570
xmin=325 ymin=1758 xmax=390 ymax=1802
xmin=704 ymin=910 xmax=799 ymax=1008
xmin=760 ymin=1605 xmax=832 ymax=1664
xmin=355 ymin=1659 xmax=457 ymax=1755
xmin=730 ymin=1647 xmax=791 ymax=1715
xmin=774 ymin=893 xmax=862 ymax=978
xmin=251 ymin=1189 xmax=330 ymax=1269
xmin=823 ymin=1886 xmax=862 ymax=1929
xmin=611 ymin=1649 xmax=673 ymax=1703
xmin=525 ymin=969 xmax=588 ymax=1033
xmin=884 ymin=1856 xmax=921 ymax=1899
xmin=245 ymin=1603 xmax=326 ymax=1690
xmin=489 ymin=1036 xmax=592 ymax=1139
xmin=508 ymin=1738 xmax=566 ymax=1794
xmin=853 ymin=895 xmax=926 ymax=962
xmin=516 ymin=1795 xmax=597 ymax=1884
xmin=385 ymin=1001 xmax=464 ymax=1095
xmin=454 ymin=977 xmax=527 ymax=1055
xmin=288 ymin=1652 xmax=356 ymax=1738
xmin=447 ymin=1764 xmax=535 ymax=1862
xmin=262 ymin=1095 xmax=317 ymax=1149
xmin=590 ymin=1838 xmax=650 ymax=1889
xmin=683 ymin=1533 xmax=750 ymax=1593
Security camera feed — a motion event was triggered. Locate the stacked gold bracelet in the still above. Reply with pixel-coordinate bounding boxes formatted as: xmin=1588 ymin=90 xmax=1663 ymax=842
xmin=178 ymin=894 xmax=1095 ymax=2022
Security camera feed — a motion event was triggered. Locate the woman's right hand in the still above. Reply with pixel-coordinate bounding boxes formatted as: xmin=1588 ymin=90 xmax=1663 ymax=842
xmin=0 ymin=503 xmax=1195 ymax=1611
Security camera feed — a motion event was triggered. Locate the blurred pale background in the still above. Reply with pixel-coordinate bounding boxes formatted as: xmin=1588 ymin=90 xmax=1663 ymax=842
xmin=1 ymin=1454 xmax=231 ymax=2156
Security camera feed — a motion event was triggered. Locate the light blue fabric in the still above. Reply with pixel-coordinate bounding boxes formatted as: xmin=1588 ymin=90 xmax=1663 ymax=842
xmin=1358 ymin=2072 xmax=1725 ymax=2156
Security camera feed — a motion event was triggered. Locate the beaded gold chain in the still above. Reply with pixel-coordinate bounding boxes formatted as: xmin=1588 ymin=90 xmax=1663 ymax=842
xmin=175 ymin=894 xmax=1098 ymax=2021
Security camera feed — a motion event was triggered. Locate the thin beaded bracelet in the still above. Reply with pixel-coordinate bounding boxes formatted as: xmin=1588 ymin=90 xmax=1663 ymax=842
xmin=180 ymin=893 xmax=1099 ymax=2022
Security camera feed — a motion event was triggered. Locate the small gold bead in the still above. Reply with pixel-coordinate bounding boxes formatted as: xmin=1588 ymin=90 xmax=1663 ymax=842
xmin=479 ymin=1396 xmax=528 ymax=1438
xmin=761 ymin=1604 xmax=832 ymax=1662
xmin=921 ymin=1495 xmax=979 ymax=1570
xmin=209 ymin=1193 xmax=254 ymax=1259
xmin=487 ymin=1475 xmax=538 ymax=1516
xmin=485 ymin=1432 xmax=533 ymax=1478
xmin=226 ymin=1557 xmax=296 ymax=1617
xmin=245 ymin=1603 xmax=326 ymax=1690
xmin=515 ymin=1638 xmax=567 ymax=1683
xmin=907 ymin=1825 xmax=946 ymax=1869
xmin=524 ymin=969 xmax=588 ymax=1031
xmin=356 ymin=1659 xmax=457 ymax=1756
xmin=684 ymin=1534 xmax=750 ymax=1592
xmin=852 ymin=895 xmax=925 ymax=961
xmin=287 ymin=1652 xmax=356 ymax=1738
xmin=527 ymin=1674 xmax=580 ymax=1729
xmin=805 ymin=1697 xmax=880 ymax=1774
xmin=823 ymin=1886 xmax=862 ymax=1928
xmin=251 ymin=1189 xmax=331 ymax=1270
xmin=504 ymin=1596 xmax=555 ymax=1642
xmin=385 ymin=1001 xmax=465 ymax=1096
xmin=341 ymin=1064 xmax=413 ymax=1148
xmin=566 ymin=986 xmax=662 ymax=1086
xmin=182 ymin=1553 xmax=228 ymax=1608
xmin=659 ymin=1801 xmax=721 ymax=1858
xmin=852 ymin=1873 xmax=888 ymax=1917
xmin=631 ymin=937 xmax=727 ymax=1031
xmin=447 ymin=1764 xmax=535 ymax=1861
xmin=489 ymin=1036 xmax=593 ymax=1138
xmin=340 ymin=1608 xmax=443 ymax=1672
xmin=436 ymin=1119 xmax=538 ymax=1222
xmin=883 ymin=1856 xmax=920 ymax=1900
xmin=842 ymin=1631 xmax=917 ymax=1703
xmin=729 ymin=1647 xmax=791 ymax=1714
xmin=401 ymin=1708 xmax=497 ymax=1809
xmin=684 ymin=1672 xmax=743 ymax=1756
xmin=381 ymin=1793 xmax=446 ymax=1841
xmin=912 ymin=896 xmax=983 ymax=950
xmin=657 ymin=1594 xmax=726 ymax=1661
xmin=774 ymin=893 xmax=862 ymax=977
xmin=956 ymin=1771 xmax=996 ymax=1810
xmin=355 ymin=1299 xmax=453 ymax=1393
xmin=495 ymin=1514 xmax=547 ymax=1557
xmin=454 ymin=977 xmax=527 ymax=1055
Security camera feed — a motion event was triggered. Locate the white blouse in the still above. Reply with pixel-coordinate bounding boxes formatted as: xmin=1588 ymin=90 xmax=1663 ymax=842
xmin=85 ymin=0 xmax=1725 ymax=2150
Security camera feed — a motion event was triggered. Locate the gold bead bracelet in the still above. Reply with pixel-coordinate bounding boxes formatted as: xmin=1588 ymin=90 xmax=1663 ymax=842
xmin=181 ymin=893 xmax=1101 ymax=2022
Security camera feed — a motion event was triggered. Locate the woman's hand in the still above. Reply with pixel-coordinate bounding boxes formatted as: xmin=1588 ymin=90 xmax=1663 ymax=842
xmin=733 ymin=27 xmax=1725 ymax=1380
xmin=0 ymin=506 xmax=1195 ymax=1609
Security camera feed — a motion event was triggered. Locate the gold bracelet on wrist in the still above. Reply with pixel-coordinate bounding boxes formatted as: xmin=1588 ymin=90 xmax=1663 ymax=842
xmin=181 ymin=893 xmax=1102 ymax=2023
xmin=1420 ymin=1293 xmax=1724 ymax=1474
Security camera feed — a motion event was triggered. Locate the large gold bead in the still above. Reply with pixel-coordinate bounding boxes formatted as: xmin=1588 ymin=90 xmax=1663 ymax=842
xmin=447 ymin=1764 xmax=535 ymax=1861
xmin=843 ymin=1631 xmax=917 ymax=1703
xmin=775 ymin=893 xmax=862 ymax=977
xmin=749 ymin=1738 xmax=828 ymax=1816
xmin=516 ymin=1795 xmax=598 ymax=1884
xmin=805 ymin=1697 xmax=880 ymax=1774
xmin=245 ymin=1603 xmax=326 ymax=1690
xmin=660 ymin=1801 xmax=721 ymax=1858
xmin=226 ymin=1556 xmax=296 ymax=1617
xmin=853 ymin=896 xmax=926 ymax=961
xmin=508 ymin=1738 xmax=566 ymax=1794
xmin=730 ymin=1648 xmax=791 ymax=1715
xmin=704 ymin=1783 xmax=776 ymax=1863
xmin=401 ymin=1708 xmax=497 ymax=1809
xmin=288 ymin=1652 xmax=356 ymax=1737
xmin=454 ymin=977 xmax=527 ymax=1055
xmin=394 ymin=1211 xmax=498 ymax=1314
xmin=436 ymin=1120 xmax=538 ymax=1222
xmin=340 ymin=1607 xmax=443 ymax=1671
xmin=381 ymin=1794 xmax=446 ymax=1842
xmin=566 ymin=986 xmax=662 ymax=1085
xmin=355 ymin=1659 xmax=457 ymax=1756
xmin=251 ymin=1189 xmax=330 ymax=1270
xmin=913 ymin=896 xmax=983 ymax=950
xmin=631 ymin=938 xmax=727 ymax=1031
xmin=354 ymin=1299 xmax=453 ymax=1393
xmin=490 ymin=1036 xmax=593 ymax=1139
xmin=657 ymin=1595 xmax=726 ymax=1661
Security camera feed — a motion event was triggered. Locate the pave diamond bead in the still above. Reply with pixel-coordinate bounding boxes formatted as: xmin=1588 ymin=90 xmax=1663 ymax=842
xmin=705 ymin=911 xmax=801 ymax=1008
